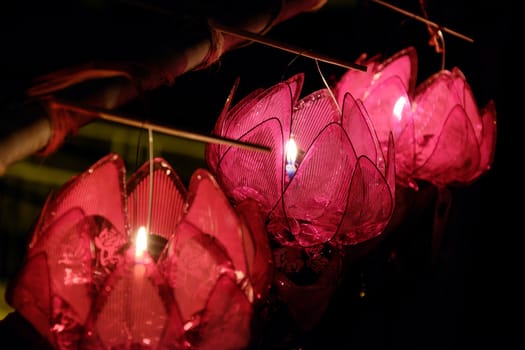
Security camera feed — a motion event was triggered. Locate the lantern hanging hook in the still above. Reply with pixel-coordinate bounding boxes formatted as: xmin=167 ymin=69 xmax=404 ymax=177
xmin=418 ymin=0 xmax=446 ymax=70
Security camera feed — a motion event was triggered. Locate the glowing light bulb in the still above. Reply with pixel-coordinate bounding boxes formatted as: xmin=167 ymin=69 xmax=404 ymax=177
xmin=285 ymin=137 xmax=297 ymax=179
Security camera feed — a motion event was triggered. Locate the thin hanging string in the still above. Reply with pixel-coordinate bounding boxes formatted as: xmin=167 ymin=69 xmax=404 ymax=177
xmin=212 ymin=22 xmax=367 ymax=72
xmin=315 ymin=59 xmax=341 ymax=115
xmin=147 ymin=126 xmax=154 ymax=236
xmin=370 ymin=0 xmax=474 ymax=43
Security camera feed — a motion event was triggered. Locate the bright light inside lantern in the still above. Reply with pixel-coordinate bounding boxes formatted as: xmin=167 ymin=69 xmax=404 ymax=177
xmin=285 ymin=137 xmax=297 ymax=179
xmin=393 ymin=96 xmax=406 ymax=122
xmin=135 ymin=226 xmax=148 ymax=261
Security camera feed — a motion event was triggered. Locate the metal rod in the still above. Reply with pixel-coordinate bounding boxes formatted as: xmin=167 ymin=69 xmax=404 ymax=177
xmin=211 ymin=22 xmax=368 ymax=72
xmin=371 ymin=0 xmax=474 ymax=43
xmin=54 ymin=100 xmax=271 ymax=153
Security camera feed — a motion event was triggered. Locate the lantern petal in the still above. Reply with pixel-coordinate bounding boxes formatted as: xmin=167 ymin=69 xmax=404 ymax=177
xmin=395 ymin=114 xmax=417 ymax=188
xmin=277 ymin=124 xmax=357 ymax=247
xmin=477 ymin=100 xmax=497 ymax=177
xmin=234 ymin=199 xmax=274 ymax=304
xmin=185 ymin=168 xmax=250 ymax=276
xmin=337 ymin=155 xmax=395 ymax=245
xmin=413 ymin=105 xmax=481 ymax=186
xmin=191 ymin=275 xmax=253 ymax=350
xmin=341 ymin=92 xmax=381 ymax=169
xmin=291 ymin=89 xmax=340 ymax=153
xmin=6 ymin=253 xmax=53 ymax=346
xmin=220 ymin=73 xmax=300 ymax=143
xmin=216 ymin=117 xmax=285 ymax=215
xmin=82 ymin=258 xmax=172 ymax=349
xmin=127 ymin=157 xmax=187 ymax=242
xmin=33 ymin=153 xmax=128 ymax=237
xmin=159 ymin=220 xmax=233 ymax=323
xmin=361 ymin=75 xmax=414 ymax=145
xmin=334 ymin=46 xmax=417 ymax=108
xmin=8 ymin=208 xmax=96 ymax=349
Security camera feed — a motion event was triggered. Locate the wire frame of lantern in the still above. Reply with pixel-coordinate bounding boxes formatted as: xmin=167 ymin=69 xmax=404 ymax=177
xmin=6 ymin=153 xmax=273 ymax=350
xmin=333 ymin=46 xmax=497 ymax=190
xmin=205 ymin=73 xmax=395 ymax=331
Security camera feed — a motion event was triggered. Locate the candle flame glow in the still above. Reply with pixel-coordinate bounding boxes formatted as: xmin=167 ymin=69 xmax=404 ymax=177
xmin=393 ymin=96 xmax=406 ymax=122
xmin=285 ymin=137 xmax=298 ymax=178
xmin=135 ymin=226 xmax=148 ymax=261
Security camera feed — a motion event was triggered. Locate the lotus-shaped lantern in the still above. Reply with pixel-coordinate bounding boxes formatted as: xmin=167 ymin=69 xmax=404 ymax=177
xmin=205 ymin=73 xmax=395 ymax=332
xmin=206 ymin=72 xmax=396 ymax=249
xmin=333 ymin=46 xmax=497 ymax=189
xmin=6 ymin=153 xmax=273 ymax=350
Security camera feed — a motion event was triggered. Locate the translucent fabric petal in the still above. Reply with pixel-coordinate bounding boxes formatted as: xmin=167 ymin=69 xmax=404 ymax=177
xmin=271 ymin=124 xmax=357 ymax=247
xmin=336 ymin=155 xmax=395 ymax=245
xmin=185 ymin=169 xmax=272 ymax=304
xmin=477 ymin=100 xmax=498 ymax=177
xmin=221 ymin=73 xmax=302 ymax=140
xmin=185 ymin=169 xmax=250 ymax=280
xmin=32 ymin=154 xmax=127 ymax=239
xmin=127 ymin=157 xmax=187 ymax=242
xmin=413 ymin=66 xmax=496 ymax=185
xmin=159 ymin=220 xmax=233 ymax=323
xmin=334 ymin=46 xmax=417 ymax=111
xmin=413 ymin=70 xmax=463 ymax=163
xmin=191 ymin=275 xmax=253 ymax=350
xmin=291 ymin=89 xmax=340 ymax=153
xmin=207 ymin=74 xmax=302 ymax=189
xmin=413 ymin=105 xmax=481 ymax=186
xmin=216 ymin=117 xmax=285 ymax=215
xmin=7 ymin=253 xmax=53 ymax=346
xmin=451 ymin=67 xmax=483 ymax=140
xmin=341 ymin=92 xmax=381 ymax=170
xmin=360 ymin=75 xmax=414 ymax=144
xmin=81 ymin=253 xmax=177 ymax=349
xmin=234 ymin=199 xmax=274 ymax=304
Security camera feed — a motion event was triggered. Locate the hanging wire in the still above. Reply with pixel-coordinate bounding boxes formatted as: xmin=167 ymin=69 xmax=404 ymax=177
xmin=315 ymin=59 xmax=341 ymax=114
xmin=147 ymin=126 xmax=154 ymax=236
xmin=211 ymin=22 xmax=368 ymax=72
xmin=370 ymin=0 xmax=474 ymax=43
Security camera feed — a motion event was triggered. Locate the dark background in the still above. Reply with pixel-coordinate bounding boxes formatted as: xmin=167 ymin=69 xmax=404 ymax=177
xmin=0 ymin=0 xmax=518 ymax=348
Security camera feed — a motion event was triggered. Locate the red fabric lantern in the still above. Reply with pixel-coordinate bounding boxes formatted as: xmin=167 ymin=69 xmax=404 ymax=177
xmin=7 ymin=153 xmax=273 ymax=350
xmin=334 ymin=46 xmax=497 ymax=189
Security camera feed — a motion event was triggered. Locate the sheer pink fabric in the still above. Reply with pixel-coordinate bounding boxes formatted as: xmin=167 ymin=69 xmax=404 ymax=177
xmin=334 ymin=46 xmax=497 ymax=189
xmin=7 ymin=153 xmax=272 ymax=350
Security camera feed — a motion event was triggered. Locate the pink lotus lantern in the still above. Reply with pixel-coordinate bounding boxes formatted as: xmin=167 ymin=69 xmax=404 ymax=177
xmin=333 ymin=46 xmax=497 ymax=189
xmin=6 ymin=153 xmax=273 ymax=350
xmin=206 ymin=73 xmax=395 ymax=331
xmin=206 ymin=72 xmax=395 ymax=248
